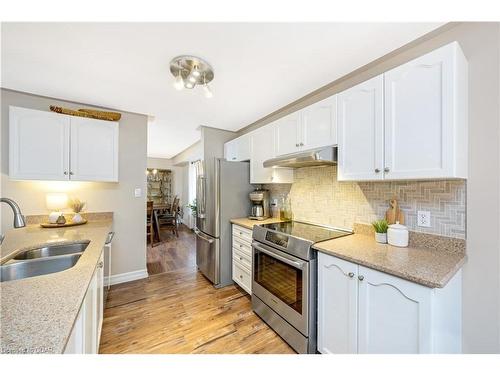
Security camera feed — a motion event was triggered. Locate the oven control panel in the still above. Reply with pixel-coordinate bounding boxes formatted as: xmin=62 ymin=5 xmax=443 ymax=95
xmin=265 ymin=231 xmax=289 ymax=248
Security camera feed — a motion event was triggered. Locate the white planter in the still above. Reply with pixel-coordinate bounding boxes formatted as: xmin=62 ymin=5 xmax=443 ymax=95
xmin=72 ymin=213 xmax=84 ymax=223
xmin=375 ymin=232 xmax=387 ymax=244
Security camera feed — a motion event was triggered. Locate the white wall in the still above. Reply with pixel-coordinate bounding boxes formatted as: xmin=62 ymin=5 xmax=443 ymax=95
xmin=1 ymin=89 xmax=148 ymax=278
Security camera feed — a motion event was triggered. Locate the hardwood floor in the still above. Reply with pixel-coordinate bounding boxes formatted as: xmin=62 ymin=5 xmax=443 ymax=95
xmin=99 ymin=226 xmax=294 ymax=354
xmin=147 ymin=224 xmax=196 ymax=275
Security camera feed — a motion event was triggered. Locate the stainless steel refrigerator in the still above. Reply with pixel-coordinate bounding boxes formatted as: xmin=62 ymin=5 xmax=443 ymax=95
xmin=193 ymin=158 xmax=253 ymax=288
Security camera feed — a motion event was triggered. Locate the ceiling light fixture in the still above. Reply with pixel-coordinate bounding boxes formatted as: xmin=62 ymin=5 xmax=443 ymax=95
xmin=170 ymin=55 xmax=214 ymax=97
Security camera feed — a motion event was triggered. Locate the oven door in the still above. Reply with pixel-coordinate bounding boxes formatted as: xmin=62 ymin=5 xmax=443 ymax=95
xmin=252 ymin=241 xmax=309 ymax=336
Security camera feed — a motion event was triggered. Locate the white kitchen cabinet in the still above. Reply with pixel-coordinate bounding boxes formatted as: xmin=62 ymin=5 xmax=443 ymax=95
xmin=64 ymin=251 xmax=105 ymax=354
xmin=301 ymin=95 xmax=337 ymax=151
xmin=337 ymin=42 xmax=467 ymax=182
xmin=70 ymin=117 xmax=119 ymax=182
xmin=274 ymin=112 xmax=301 ymax=156
xmin=317 ymin=253 xmax=358 ymax=354
xmin=231 ymin=224 xmax=253 ymax=294
xmin=250 ymin=125 xmax=293 ymax=184
xmin=9 ymin=106 xmax=70 ymax=180
xmin=317 ymin=252 xmax=462 ymax=354
xmin=274 ymin=96 xmax=337 ymax=157
xmin=337 ymin=75 xmax=385 ymax=181
xmin=224 ymin=133 xmax=251 ymax=162
xmin=9 ymin=106 xmax=119 ymax=182
xmin=384 ymin=42 xmax=468 ymax=180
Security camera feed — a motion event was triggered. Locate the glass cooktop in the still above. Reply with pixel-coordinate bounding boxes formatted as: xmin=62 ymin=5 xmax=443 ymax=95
xmin=261 ymin=221 xmax=352 ymax=244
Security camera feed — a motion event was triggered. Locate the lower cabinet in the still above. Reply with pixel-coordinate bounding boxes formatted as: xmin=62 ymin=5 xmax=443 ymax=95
xmin=317 ymin=252 xmax=462 ymax=354
xmin=64 ymin=250 xmax=105 ymax=354
xmin=231 ymin=224 xmax=253 ymax=294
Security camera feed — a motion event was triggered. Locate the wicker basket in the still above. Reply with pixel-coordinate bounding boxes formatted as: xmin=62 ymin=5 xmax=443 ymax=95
xmin=49 ymin=106 xmax=121 ymax=121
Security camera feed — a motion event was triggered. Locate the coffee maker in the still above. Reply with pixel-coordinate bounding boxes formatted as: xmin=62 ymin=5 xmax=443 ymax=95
xmin=249 ymin=189 xmax=270 ymax=220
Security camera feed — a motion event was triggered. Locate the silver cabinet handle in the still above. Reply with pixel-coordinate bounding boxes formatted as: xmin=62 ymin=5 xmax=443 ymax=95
xmin=98 ymin=261 xmax=104 ymax=268
xmin=348 ymin=272 xmax=354 ymax=278
xmin=375 ymin=168 xmax=380 ymax=173
xmin=239 ymin=275 xmax=243 ymax=279
xmin=69 ymin=171 xmax=74 ymax=175
xmin=295 ymin=143 xmax=299 ymax=147
xmin=300 ymin=142 xmax=304 ymax=146
xmin=384 ymin=167 xmax=390 ymax=173
xmin=358 ymin=275 xmax=364 ymax=281
xmin=64 ymin=171 xmax=68 ymax=175
xmin=105 ymin=231 xmax=115 ymax=244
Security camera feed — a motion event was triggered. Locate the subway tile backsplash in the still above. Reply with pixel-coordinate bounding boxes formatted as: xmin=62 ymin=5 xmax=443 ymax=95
xmin=264 ymin=166 xmax=466 ymax=239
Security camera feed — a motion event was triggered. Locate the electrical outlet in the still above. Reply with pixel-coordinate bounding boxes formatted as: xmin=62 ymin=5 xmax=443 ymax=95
xmin=134 ymin=188 xmax=142 ymax=198
xmin=417 ymin=211 xmax=431 ymax=227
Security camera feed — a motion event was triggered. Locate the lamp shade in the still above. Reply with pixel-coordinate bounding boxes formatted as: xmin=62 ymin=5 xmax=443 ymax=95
xmin=46 ymin=193 xmax=68 ymax=210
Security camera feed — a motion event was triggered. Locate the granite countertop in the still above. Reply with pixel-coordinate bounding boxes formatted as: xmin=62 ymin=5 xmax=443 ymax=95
xmin=0 ymin=219 xmax=113 ymax=354
xmin=313 ymin=233 xmax=466 ymax=288
xmin=230 ymin=217 xmax=285 ymax=230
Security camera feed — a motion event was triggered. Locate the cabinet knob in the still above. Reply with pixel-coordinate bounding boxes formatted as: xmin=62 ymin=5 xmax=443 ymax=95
xmin=375 ymin=168 xmax=380 ymax=173
xmin=295 ymin=143 xmax=299 ymax=147
xmin=348 ymin=272 xmax=354 ymax=278
xmin=299 ymin=142 xmax=304 ymax=146
xmin=384 ymin=167 xmax=390 ymax=173
xmin=239 ymin=257 xmax=243 ymax=261
xmin=358 ymin=275 xmax=364 ymax=281
xmin=98 ymin=261 xmax=104 ymax=268
xmin=64 ymin=171 xmax=68 ymax=175
xmin=239 ymin=275 xmax=243 ymax=279
xmin=69 ymin=171 xmax=74 ymax=175
xmin=232 ymin=157 xmax=236 ymax=160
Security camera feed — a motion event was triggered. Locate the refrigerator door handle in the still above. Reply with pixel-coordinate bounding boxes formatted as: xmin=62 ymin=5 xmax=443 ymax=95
xmin=194 ymin=228 xmax=214 ymax=243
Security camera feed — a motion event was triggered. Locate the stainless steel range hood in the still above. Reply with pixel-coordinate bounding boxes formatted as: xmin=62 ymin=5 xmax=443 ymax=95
xmin=263 ymin=147 xmax=337 ymax=168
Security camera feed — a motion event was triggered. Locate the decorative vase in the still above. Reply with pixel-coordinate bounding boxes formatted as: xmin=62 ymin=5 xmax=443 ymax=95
xmin=375 ymin=232 xmax=387 ymax=244
xmin=72 ymin=213 xmax=84 ymax=223
xmin=56 ymin=214 xmax=67 ymax=225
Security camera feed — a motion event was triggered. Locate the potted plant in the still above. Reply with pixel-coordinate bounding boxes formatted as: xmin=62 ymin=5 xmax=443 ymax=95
xmin=187 ymin=199 xmax=197 ymax=216
xmin=69 ymin=197 xmax=86 ymax=223
xmin=372 ymin=219 xmax=389 ymax=244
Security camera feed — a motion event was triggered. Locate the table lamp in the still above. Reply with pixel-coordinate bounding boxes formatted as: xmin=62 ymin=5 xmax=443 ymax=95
xmin=46 ymin=193 xmax=68 ymax=224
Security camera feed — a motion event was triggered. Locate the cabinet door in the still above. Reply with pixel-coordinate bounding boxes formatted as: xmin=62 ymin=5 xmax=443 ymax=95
xmin=64 ymin=308 xmax=84 ymax=354
xmin=250 ymin=126 xmax=274 ymax=183
xmin=96 ymin=252 xmax=104 ymax=348
xmin=301 ymin=95 xmax=337 ymax=150
xmin=274 ymin=112 xmax=301 ymax=156
xmin=237 ymin=134 xmax=251 ymax=161
xmin=384 ymin=43 xmax=461 ymax=180
xmin=224 ymin=139 xmax=239 ymax=161
xmin=358 ymin=266 xmax=432 ymax=353
xmin=83 ymin=270 xmax=97 ymax=354
xmin=9 ymin=106 xmax=70 ymax=180
xmin=337 ymin=75 xmax=384 ymax=181
xmin=317 ymin=253 xmax=358 ymax=354
xmin=70 ymin=117 xmax=119 ymax=181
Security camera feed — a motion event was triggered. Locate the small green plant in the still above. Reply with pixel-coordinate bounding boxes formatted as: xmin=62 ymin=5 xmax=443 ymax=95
xmin=187 ymin=199 xmax=197 ymax=215
xmin=372 ymin=219 xmax=389 ymax=233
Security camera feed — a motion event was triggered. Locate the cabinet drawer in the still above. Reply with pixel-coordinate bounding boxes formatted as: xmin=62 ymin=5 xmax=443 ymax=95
xmin=233 ymin=237 xmax=252 ymax=256
xmin=232 ymin=225 xmax=253 ymax=243
xmin=233 ymin=247 xmax=252 ymax=270
xmin=233 ymin=262 xmax=252 ymax=294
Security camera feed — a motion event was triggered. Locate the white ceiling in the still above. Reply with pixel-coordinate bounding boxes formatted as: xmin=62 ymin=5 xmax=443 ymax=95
xmin=1 ymin=22 xmax=443 ymax=158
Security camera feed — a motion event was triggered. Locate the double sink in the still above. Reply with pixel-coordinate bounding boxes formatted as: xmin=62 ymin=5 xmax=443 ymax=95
xmin=1 ymin=241 xmax=89 ymax=282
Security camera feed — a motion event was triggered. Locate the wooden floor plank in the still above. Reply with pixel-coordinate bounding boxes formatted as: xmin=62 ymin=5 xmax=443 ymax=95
xmin=99 ymin=226 xmax=295 ymax=354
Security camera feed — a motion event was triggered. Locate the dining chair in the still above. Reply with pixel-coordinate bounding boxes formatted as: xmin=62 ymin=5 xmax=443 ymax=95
xmin=156 ymin=196 xmax=180 ymax=238
xmin=146 ymin=201 xmax=155 ymax=245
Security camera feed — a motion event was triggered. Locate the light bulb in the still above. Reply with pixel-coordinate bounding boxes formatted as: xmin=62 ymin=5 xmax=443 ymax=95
xmin=191 ymin=67 xmax=201 ymax=78
xmin=185 ymin=81 xmax=194 ymax=89
xmin=173 ymin=72 xmax=184 ymax=90
xmin=188 ymin=75 xmax=197 ymax=83
xmin=203 ymin=84 xmax=213 ymax=98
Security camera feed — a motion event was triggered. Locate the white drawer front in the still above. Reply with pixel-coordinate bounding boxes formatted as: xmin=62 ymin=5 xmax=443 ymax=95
xmin=233 ymin=237 xmax=252 ymax=256
xmin=233 ymin=247 xmax=252 ymax=270
xmin=233 ymin=262 xmax=252 ymax=294
xmin=232 ymin=225 xmax=253 ymax=243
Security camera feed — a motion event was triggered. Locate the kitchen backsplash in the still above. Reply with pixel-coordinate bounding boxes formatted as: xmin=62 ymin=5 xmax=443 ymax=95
xmin=264 ymin=166 xmax=466 ymax=239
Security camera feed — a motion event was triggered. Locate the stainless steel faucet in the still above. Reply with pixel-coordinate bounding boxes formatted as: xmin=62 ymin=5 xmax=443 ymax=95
xmin=0 ymin=198 xmax=26 ymax=245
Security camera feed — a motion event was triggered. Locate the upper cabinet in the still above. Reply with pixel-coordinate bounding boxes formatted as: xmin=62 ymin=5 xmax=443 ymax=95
xmin=9 ymin=106 xmax=119 ymax=182
xmin=224 ymin=133 xmax=250 ymax=162
xmin=337 ymin=75 xmax=384 ymax=181
xmin=384 ymin=42 xmax=467 ymax=180
xmin=274 ymin=96 xmax=337 ymax=157
xmin=250 ymin=125 xmax=293 ymax=184
xmin=338 ymin=42 xmax=468 ymax=181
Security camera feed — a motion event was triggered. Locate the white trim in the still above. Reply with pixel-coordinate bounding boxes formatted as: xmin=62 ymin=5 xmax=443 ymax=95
xmin=104 ymin=269 xmax=148 ymax=286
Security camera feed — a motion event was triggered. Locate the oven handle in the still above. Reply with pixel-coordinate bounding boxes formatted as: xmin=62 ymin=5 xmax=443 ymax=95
xmin=252 ymin=242 xmax=306 ymax=270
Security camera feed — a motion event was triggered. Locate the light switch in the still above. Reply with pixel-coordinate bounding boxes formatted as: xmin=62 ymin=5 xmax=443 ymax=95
xmin=134 ymin=188 xmax=142 ymax=198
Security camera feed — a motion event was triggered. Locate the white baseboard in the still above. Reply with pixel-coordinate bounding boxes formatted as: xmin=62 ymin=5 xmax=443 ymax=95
xmin=105 ymin=269 xmax=148 ymax=286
